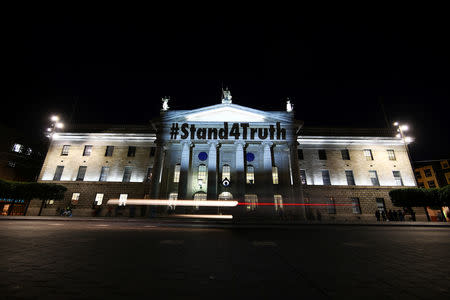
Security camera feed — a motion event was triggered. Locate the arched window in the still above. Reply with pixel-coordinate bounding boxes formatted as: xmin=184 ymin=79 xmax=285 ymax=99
xmin=274 ymin=194 xmax=283 ymax=211
xmin=245 ymin=194 xmax=258 ymax=211
xmin=198 ymin=164 xmax=207 ymax=187
xmin=222 ymin=164 xmax=231 ymax=181
xmin=272 ymin=166 xmax=279 ymax=184
xmin=193 ymin=192 xmax=207 ymax=209
xmin=173 ymin=164 xmax=181 ymax=183
xmin=218 ymin=192 xmax=233 ymax=201
xmin=246 ymin=165 xmax=255 ymax=184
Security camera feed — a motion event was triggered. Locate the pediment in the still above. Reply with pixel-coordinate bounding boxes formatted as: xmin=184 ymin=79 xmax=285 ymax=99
xmin=163 ymin=104 xmax=292 ymax=123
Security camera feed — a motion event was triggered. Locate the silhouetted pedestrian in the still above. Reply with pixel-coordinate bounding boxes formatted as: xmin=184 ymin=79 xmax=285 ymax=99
xmin=381 ymin=210 xmax=387 ymax=221
xmin=397 ymin=210 xmax=404 ymax=221
xmin=375 ymin=210 xmax=381 ymax=221
xmin=411 ymin=210 xmax=416 ymax=221
xmin=392 ymin=210 xmax=398 ymax=221
xmin=316 ymin=210 xmax=322 ymax=221
xmin=387 ymin=209 xmax=393 ymax=221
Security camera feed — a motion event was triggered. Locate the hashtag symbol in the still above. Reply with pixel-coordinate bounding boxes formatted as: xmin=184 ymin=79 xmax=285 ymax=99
xmin=170 ymin=123 xmax=179 ymax=139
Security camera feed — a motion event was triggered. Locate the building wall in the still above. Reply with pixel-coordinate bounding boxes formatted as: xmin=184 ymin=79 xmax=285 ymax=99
xmin=299 ymin=144 xmax=416 ymax=187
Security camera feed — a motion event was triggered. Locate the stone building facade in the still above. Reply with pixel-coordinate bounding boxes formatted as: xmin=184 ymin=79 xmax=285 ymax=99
xmin=29 ymin=92 xmax=424 ymax=221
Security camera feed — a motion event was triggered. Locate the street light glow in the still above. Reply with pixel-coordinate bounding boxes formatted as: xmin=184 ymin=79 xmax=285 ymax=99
xmin=393 ymin=122 xmax=399 ymax=126
xmin=405 ymin=136 xmax=413 ymax=143
xmin=401 ymin=125 xmax=409 ymax=131
xmin=396 ymin=133 xmax=401 ymax=138
xmin=55 ymin=122 xmax=64 ymax=129
xmin=51 ymin=115 xmax=59 ymax=122
xmin=47 ymin=128 xmax=52 ymax=132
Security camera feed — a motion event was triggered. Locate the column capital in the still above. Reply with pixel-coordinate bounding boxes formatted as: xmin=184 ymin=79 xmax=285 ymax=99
xmin=207 ymin=140 xmax=220 ymax=148
xmin=261 ymin=141 xmax=273 ymax=148
xmin=234 ymin=140 xmax=246 ymax=147
xmin=180 ymin=141 xmax=194 ymax=148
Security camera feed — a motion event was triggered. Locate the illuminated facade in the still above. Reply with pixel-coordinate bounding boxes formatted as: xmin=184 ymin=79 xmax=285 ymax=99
xmin=29 ymin=90 xmax=425 ymax=221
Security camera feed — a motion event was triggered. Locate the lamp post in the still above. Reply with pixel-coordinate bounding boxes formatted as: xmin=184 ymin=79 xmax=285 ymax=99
xmin=39 ymin=115 xmax=64 ymax=216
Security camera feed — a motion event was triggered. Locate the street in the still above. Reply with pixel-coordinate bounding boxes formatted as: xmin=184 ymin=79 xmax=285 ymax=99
xmin=1 ymin=220 xmax=449 ymax=299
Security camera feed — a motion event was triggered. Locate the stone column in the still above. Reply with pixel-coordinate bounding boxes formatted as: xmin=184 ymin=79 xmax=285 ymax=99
xmin=207 ymin=141 xmax=219 ymax=200
xmin=150 ymin=142 xmax=165 ymax=199
xmin=234 ymin=141 xmax=246 ymax=202
xmin=261 ymin=142 xmax=274 ymax=207
xmin=289 ymin=141 xmax=306 ymax=220
xmin=178 ymin=141 xmax=192 ymax=200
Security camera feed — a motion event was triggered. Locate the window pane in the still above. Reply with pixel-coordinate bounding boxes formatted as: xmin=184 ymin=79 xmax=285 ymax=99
xmin=94 ymin=193 xmax=104 ymax=206
xmin=76 ymin=166 xmax=87 ymax=181
xmin=424 ymin=169 xmax=432 ymax=177
xmin=71 ymin=193 xmax=80 ymax=205
xmin=428 ymin=180 xmax=436 ymax=188
xmin=369 ymin=170 xmax=380 ymax=186
xmin=198 ymin=164 xmax=207 ymax=187
xmin=300 ymin=169 xmax=307 ymax=185
xmin=105 ymin=146 xmax=114 ymax=157
xmin=322 ymin=170 xmax=331 ymax=185
xmin=218 ymin=192 xmax=233 ymax=200
xmin=345 ymin=170 xmax=355 ymax=185
xmin=272 ymin=166 xmax=279 ymax=184
xmin=119 ymin=194 xmax=128 ymax=206
xmin=351 ymin=197 xmax=361 ymax=214
xmin=341 ymin=149 xmax=350 ymax=160
xmin=327 ymin=197 xmax=336 ymax=214
xmin=122 ymin=166 xmax=132 ymax=182
xmin=53 ymin=166 xmax=64 ymax=181
xmin=393 ymin=171 xmax=403 ymax=186
xmin=274 ymin=195 xmax=283 ymax=211
xmin=61 ymin=145 xmax=70 ymax=156
xmin=173 ymin=164 xmax=181 ymax=183
xmin=222 ymin=165 xmax=231 ymax=181
xmin=387 ymin=150 xmax=396 ymax=160
xmin=376 ymin=198 xmax=385 ymax=211
xmin=245 ymin=194 xmax=258 ymax=211
xmin=297 ymin=149 xmax=304 ymax=160
xmin=127 ymin=146 xmax=136 ymax=157
xmin=99 ymin=166 xmax=109 ymax=182
xmin=150 ymin=147 xmax=156 ymax=157
xmin=318 ymin=150 xmax=327 ymax=160
xmin=246 ymin=166 xmax=255 ymax=184
xmin=363 ymin=149 xmax=373 ymax=160
xmin=83 ymin=145 xmax=93 ymax=156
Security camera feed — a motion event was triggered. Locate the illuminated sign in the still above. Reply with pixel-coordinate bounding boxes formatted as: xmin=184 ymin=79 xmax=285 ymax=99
xmin=169 ymin=122 xmax=286 ymax=141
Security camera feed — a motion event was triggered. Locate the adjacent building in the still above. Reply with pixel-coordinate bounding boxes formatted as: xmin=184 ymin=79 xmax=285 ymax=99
xmin=28 ymin=91 xmax=424 ymax=221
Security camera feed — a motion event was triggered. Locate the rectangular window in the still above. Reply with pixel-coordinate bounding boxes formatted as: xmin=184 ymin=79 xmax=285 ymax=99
xmin=427 ymin=180 xmax=436 ymax=188
xmin=300 ymin=169 xmax=307 ymax=185
xmin=297 ymin=149 xmax=304 ymax=160
xmin=127 ymin=146 xmax=136 ymax=157
xmin=71 ymin=193 xmax=80 ymax=205
xmin=145 ymin=167 xmax=153 ymax=183
xmin=83 ymin=145 xmax=93 ymax=156
xmin=369 ymin=170 xmax=380 ymax=186
xmin=272 ymin=166 xmax=279 ymax=184
xmin=119 ymin=194 xmax=128 ymax=206
xmin=414 ymin=171 xmax=422 ymax=179
xmin=351 ymin=197 xmax=361 ymax=214
xmin=99 ymin=166 xmax=109 ymax=182
xmin=53 ymin=166 xmax=64 ymax=181
xmin=122 ymin=166 xmax=133 ymax=182
xmin=246 ymin=166 xmax=255 ymax=184
xmin=341 ymin=149 xmax=350 ymax=160
xmin=150 ymin=147 xmax=156 ymax=157
xmin=12 ymin=143 xmax=23 ymax=153
xmin=418 ymin=182 xmax=425 ymax=188
xmin=376 ymin=198 xmax=385 ymax=212
xmin=424 ymin=169 xmax=432 ymax=177
xmin=345 ymin=170 xmax=355 ymax=186
xmin=322 ymin=170 xmax=331 ymax=185
xmin=169 ymin=193 xmax=178 ymax=200
xmin=363 ymin=149 xmax=373 ymax=161
xmin=222 ymin=165 xmax=231 ymax=181
xmin=327 ymin=197 xmax=336 ymax=214
xmin=61 ymin=145 xmax=70 ymax=156
xmin=318 ymin=149 xmax=327 ymax=160
xmin=393 ymin=171 xmax=403 ymax=186
xmin=245 ymin=194 xmax=258 ymax=211
xmin=274 ymin=195 xmax=283 ymax=211
xmin=387 ymin=149 xmax=396 ymax=161
xmin=76 ymin=166 xmax=87 ymax=181
xmin=441 ymin=160 xmax=449 ymax=169
xmin=105 ymin=146 xmax=114 ymax=157
xmin=173 ymin=164 xmax=181 ymax=183
xmin=94 ymin=193 xmax=104 ymax=206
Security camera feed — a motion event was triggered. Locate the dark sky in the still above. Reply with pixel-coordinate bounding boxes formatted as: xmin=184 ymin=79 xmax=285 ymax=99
xmin=3 ymin=12 xmax=449 ymax=161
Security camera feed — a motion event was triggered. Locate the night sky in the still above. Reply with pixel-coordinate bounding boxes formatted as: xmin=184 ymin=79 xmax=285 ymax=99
xmin=4 ymin=12 xmax=449 ymax=161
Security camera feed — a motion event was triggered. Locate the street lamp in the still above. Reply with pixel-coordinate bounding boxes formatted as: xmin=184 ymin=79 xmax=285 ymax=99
xmin=46 ymin=115 xmax=64 ymax=139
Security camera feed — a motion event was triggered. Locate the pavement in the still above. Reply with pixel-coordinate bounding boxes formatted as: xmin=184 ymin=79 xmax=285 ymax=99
xmin=1 ymin=218 xmax=450 ymax=299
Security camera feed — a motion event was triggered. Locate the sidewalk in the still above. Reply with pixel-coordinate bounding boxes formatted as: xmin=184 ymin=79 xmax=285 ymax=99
xmin=1 ymin=215 xmax=450 ymax=228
